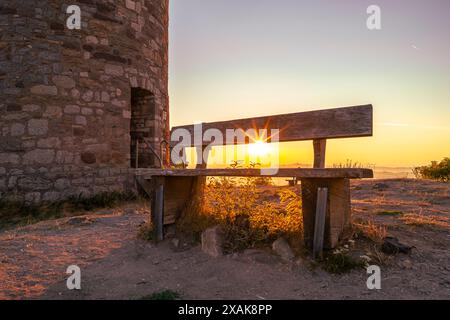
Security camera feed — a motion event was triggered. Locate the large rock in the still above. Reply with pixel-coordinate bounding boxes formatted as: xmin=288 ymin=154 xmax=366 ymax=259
xmin=272 ymin=238 xmax=295 ymax=262
xmin=201 ymin=226 xmax=224 ymax=258
xmin=381 ymin=237 xmax=413 ymax=255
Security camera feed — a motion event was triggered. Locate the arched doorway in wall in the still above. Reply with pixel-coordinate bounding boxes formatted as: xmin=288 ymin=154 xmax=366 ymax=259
xmin=130 ymin=87 xmax=157 ymax=168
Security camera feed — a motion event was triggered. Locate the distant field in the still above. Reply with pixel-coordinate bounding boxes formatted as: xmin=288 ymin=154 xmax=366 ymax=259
xmin=373 ymin=167 xmax=415 ymax=179
xmin=269 ymin=166 xmax=415 ymax=186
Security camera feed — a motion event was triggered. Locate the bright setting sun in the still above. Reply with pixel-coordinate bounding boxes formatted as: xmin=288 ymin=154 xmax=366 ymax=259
xmin=248 ymin=140 xmax=271 ymax=157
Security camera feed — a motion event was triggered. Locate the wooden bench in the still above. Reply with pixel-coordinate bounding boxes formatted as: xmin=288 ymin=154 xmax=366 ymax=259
xmin=136 ymin=104 xmax=373 ymax=253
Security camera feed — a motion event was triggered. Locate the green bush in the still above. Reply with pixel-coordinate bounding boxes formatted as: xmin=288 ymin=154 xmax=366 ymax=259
xmin=137 ymin=222 xmax=154 ymax=241
xmin=413 ymin=158 xmax=450 ymax=182
xmin=319 ymin=252 xmax=366 ymax=274
xmin=140 ymin=290 xmax=180 ymax=300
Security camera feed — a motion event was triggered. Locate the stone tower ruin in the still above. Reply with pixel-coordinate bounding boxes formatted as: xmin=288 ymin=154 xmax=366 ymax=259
xmin=0 ymin=0 xmax=169 ymax=202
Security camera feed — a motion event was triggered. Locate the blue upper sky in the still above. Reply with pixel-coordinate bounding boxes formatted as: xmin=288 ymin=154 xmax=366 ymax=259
xmin=168 ymin=0 xmax=450 ymax=166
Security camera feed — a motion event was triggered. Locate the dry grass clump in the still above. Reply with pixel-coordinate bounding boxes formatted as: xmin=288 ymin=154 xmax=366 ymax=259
xmin=180 ymin=177 xmax=303 ymax=253
xmin=352 ymin=219 xmax=387 ymax=244
xmin=0 ymin=191 xmax=137 ymax=230
xmin=333 ymin=159 xmax=375 ymax=169
xmin=348 ymin=219 xmax=393 ymax=266
xmin=318 ymin=251 xmax=366 ymax=274
xmin=399 ymin=213 xmax=450 ymax=230
xmin=367 ymin=244 xmax=394 ymax=266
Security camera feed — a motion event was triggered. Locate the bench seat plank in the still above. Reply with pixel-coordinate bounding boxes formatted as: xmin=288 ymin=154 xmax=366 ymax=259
xmin=135 ymin=168 xmax=373 ymax=179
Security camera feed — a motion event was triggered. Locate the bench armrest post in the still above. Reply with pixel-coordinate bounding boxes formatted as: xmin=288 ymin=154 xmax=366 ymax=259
xmin=195 ymin=145 xmax=209 ymax=169
xmin=313 ymin=139 xmax=327 ymax=168
xmin=313 ymin=187 xmax=328 ymax=259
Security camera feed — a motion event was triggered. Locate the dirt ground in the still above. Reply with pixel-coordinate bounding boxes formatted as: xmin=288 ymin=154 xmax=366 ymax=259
xmin=0 ymin=179 xmax=449 ymax=300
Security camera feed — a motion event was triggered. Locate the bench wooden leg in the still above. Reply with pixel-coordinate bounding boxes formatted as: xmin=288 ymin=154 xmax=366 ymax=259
xmin=150 ymin=176 xmax=204 ymax=240
xmin=301 ymin=178 xmax=351 ymax=249
xmin=151 ymin=176 xmax=165 ymax=242
xmin=164 ymin=176 xmax=199 ymax=224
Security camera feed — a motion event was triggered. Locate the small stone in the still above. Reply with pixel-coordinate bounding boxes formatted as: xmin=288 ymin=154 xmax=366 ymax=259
xmin=64 ymin=105 xmax=80 ymax=114
xmin=52 ymin=75 xmax=75 ymax=89
xmin=123 ymin=208 xmax=137 ymax=215
xmin=66 ymin=216 xmax=95 ymax=226
xmin=101 ymin=91 xmax=110 ymax=102
xmin=30 ymin=85 xmax=57 ymax=96
xmin=85 ymin=35 xmax=99 ymax=45
xmin=0 ymin=153 xmax=20 ymax=165
xmin=8 ymin=176 xmax=17 ymax=188
xmin=10 ymin=123 xmax=25 ymax=136
xmin=37 ymin=137 xmax=60 ymax=148
xmin=25 ymin=192 xmax=41 ymax=203
xmin=402 ymin=259 xmax=413 ymax=269
xmin=104 ymin=64 xmax=124 ymax=76
xmin=6 ymin=103 xmax=21 ymax=112
xmin=22 ymin=104 xmax=41 ymax=112
xmin=23 ymin=149 xmax=55 ymax=165
xmin=72 ymin=126 xmax=85 ymax=136
xmin=111 ymin=99 xmax=126 ymax=108
xmin=82 ymin=90 xmax=94 ymax=102
xmin=272 ymin=238 xmax=295 ymax=262
xmin=75 ymin=115 xmax=87 ymax=126
xmin=71 ymin=88 xmax=80 ymax=98
xmin=28 ymin=119 xmax=48 ymax=135
xmin=55 ymin=178 xmax=70 ymax=191
xmin=122 ymin=110 xmax=131 ymax=119
xmin=55 ymin=151 xmax=74 ymax=164
xmin=295 ymin=257 xmax=305 ymax=267
xmin=22 ymin=141 xmax=35 ymax=149
xmin=126 ymin=0 xmax=136 ymax=10
xmin=81 ymin=107 xmax=93 ymax=115
xmin=81 ymin=151 xmax=96 ymax=164
xmin=172 ymin=238 xmax=180 ymax=248
xmin=43 ymin=106 xmax=62 ymax=118
xmin=201 ymin=226 xmax=224 ymax=258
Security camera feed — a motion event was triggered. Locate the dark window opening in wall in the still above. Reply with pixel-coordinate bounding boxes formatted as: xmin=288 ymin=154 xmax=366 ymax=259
xmin=130 ymin=88 xmax=156 ymax=168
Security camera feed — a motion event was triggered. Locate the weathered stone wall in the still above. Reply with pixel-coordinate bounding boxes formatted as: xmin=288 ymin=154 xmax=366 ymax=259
xmin=0 ymin=0 xmax=169 ymax=202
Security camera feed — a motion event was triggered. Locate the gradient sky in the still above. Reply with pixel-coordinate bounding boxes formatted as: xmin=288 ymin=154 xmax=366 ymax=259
xmin=168 ymin=0 xmax=450 ymax=167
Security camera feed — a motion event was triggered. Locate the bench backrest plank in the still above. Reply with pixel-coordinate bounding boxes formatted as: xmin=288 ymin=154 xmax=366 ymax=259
xmin=171 ymin=104 xmax=372 ymax=147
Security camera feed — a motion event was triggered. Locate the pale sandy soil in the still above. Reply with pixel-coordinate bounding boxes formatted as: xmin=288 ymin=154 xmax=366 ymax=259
xmin=0 ymin=179 xmax=449 ymax=300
